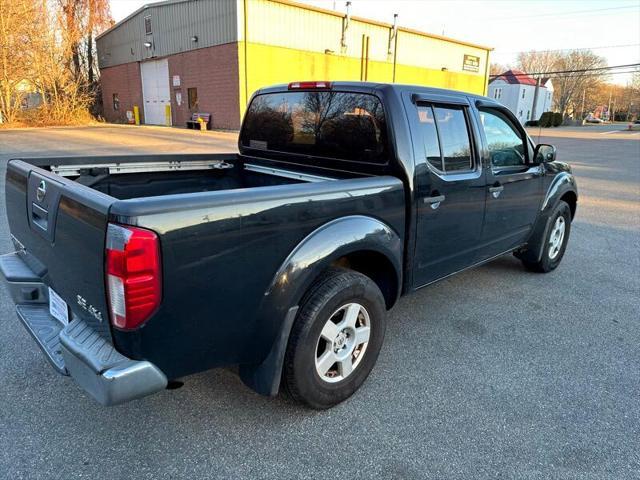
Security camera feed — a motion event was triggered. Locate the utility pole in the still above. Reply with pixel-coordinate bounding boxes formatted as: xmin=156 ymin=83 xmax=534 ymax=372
xmin=531 ymin=77 xmax=541 ymax=121
xmin=612 ymin=97 xmax=616 ymax=123
xmin=581 ymin=89 xmax=586 ymax=119
xmin=340 ymin=1 xmax=351 ymax=54
xmin=608 ymin=89 xmax=612 ymax=122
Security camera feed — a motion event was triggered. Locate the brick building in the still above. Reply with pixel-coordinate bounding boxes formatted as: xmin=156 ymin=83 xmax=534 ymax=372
xmin=96 ymin=0 xmax=492 ymax=130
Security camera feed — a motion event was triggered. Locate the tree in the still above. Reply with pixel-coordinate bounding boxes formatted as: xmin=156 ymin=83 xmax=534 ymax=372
xmin=517 ymin=49 xmax=607 ymax=116
xmin=552 ymin=50 xmax=607 ymax=117
xmin=0 ymin=0 xmax=112 ymax=125
xmin=516 ymin=50 xmax=562 ymax=76
xmin=490 ymin=62 xmax=509 ymax=76
xmin=57 ymin=0 xmax=112 ymax=86
xmin=87 ymin=0 xmax=112 ymax=85
xmin=0 ymin=0 xmax=43 ymax=123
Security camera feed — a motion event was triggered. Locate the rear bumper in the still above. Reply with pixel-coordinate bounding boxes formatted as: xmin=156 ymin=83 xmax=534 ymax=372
xmin=1 ymin=252 xmax=167 ymax=406
xmin=59 ymin=319 xmax=167 ymax=406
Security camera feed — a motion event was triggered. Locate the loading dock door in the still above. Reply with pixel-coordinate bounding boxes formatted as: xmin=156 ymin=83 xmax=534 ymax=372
xmin=141 ymin=59 xmax=171 ymax=125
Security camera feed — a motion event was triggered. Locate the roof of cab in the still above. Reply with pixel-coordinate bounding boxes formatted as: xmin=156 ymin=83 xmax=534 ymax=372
xmin=255 ymin=81 xmax=494 ymax=105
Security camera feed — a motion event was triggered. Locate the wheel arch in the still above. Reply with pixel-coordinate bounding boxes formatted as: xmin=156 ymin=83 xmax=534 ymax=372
xmin=330 ymin=250 xmax=399 ymax=310
xmin=238 ymin=215 xmax=403 ymax=396
xmin=264 ymin=215 xmax=403 ymax=312
xmin=541 ymin=171 xmax=578 ymax=215
xmin=520 ymin=176 xmax=577 ymax=263
xmin=560 ymin=190 xmax=577 ymax=219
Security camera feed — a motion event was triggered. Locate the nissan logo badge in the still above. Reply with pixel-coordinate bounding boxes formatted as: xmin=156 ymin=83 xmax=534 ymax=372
xmin=36 ymin=180 xmax=47 ymax=202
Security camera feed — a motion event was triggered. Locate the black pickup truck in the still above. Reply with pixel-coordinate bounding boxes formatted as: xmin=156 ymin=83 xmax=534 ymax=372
xmin=1 ymin=82 xmax=577 ymax=409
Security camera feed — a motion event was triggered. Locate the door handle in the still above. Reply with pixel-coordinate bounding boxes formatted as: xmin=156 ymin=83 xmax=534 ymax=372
xmin=424 ymin=194 xmax=445 ymax=209
xmin=489 ymin=185 xmax=504 ymax=199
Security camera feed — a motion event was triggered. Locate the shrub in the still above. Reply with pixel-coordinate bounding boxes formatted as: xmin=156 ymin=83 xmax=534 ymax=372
xmin=552 ymin=112 xmax=563 ymax=127
xmin=538 ymin=112 xmax=554 ymax=128
xmin=525 ymin=120 xmax=539 ymax=127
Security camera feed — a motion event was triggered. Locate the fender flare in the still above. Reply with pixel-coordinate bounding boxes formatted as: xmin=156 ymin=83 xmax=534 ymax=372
xmin=540 ymin=172 xmax=577 ymax=214
xmin=521 ymin=172 xmax=578 ymax=263
xmin=239 ymin=215 xmax=403 ymax=396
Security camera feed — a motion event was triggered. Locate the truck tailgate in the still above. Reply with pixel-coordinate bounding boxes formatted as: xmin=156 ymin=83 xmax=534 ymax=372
xmin=5 ymin=159 xmax=114 ymax=338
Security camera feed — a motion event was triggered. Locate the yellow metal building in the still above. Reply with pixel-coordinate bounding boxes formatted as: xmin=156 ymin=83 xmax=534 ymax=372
xmin=97 ymin=0 xmax=491 ymax=129
xmin=239 ymin=0 xmax=492 ymax=111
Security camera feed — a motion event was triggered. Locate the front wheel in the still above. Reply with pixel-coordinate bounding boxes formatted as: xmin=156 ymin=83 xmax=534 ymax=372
xmin=521 ymin=200 xmax=572 ymax=273
xmin=283 ymin=268 xmax=386 ymax=409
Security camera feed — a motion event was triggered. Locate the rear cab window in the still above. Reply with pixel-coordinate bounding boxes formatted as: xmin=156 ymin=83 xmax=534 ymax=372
xmin=415 ymin=104 xmax=475 ymax=175
xmin=240 ymin=91 xmax=389 ymax=166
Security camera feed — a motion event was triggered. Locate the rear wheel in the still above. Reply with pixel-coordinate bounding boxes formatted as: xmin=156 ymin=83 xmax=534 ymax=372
xmin=522 ymin=200 xmax=572 ymax=273
xmin=283 ymin=268 xmax=386 ymax=409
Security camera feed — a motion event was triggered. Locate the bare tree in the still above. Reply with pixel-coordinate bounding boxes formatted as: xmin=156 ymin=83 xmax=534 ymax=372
xmin=516 ymin=50 xmax=562 ymax=76
xmin=517 ymin=49 xmax=607 ymax=116
xmin=87 ymin=0 xmax=112 ymax=86
xmin=0 ymin=0 xmax=42 ymax=123
xmin=490 ymin=62 xmax=509 ymax=76
xmin=57 ymin=0 xmax=111 ymax=86
xmin=552 ymin=50 xmax=607 ymax=116
xmin=1 ymin=0 xmax=112 ymax=126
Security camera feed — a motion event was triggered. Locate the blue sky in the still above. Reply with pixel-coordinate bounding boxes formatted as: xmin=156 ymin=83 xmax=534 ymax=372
xmin=109 ymin=0 xmax=640 ymax=84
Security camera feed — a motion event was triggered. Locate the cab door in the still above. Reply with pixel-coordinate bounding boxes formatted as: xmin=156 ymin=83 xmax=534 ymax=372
xmin=474 ymin=105 xmax=544 ymax=260
xmin=407 ymin=94 xmax=487 ymax=287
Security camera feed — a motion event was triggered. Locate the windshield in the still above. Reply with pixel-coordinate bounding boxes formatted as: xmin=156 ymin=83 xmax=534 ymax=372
xmin=240 ymin=91 xmax=389 ymax=164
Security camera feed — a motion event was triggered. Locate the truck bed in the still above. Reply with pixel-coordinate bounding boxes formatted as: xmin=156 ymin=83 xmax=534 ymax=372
xmin=5 ymin=153 xmax=405 ymax=381
xmin=29 ymin=153 xmax=342 ymax=199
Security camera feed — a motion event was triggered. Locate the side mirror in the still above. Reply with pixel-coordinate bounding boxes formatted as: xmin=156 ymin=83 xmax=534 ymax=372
xmin=534 ymin=143 xmax=556 ymax=163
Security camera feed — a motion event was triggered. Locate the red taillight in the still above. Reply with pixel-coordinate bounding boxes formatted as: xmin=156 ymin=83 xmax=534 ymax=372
xmin=288 ymin=81 xmax=332 ymax=90
xmin=106 ymin=224 xmax=161 ymax=330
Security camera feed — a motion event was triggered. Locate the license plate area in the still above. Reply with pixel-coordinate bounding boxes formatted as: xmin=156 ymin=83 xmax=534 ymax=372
xmin=49 ymin=287 xmax=69 ymax=325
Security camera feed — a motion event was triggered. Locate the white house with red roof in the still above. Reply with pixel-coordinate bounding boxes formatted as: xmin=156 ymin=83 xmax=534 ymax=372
xmin=488 ymin=69 xmax=554 ymax=124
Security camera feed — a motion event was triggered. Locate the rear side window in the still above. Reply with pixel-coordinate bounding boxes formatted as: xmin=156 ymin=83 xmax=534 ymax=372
xmin=433 ymin=106 xmax=473 ymax=172
xmin=240 ymin=91 xmax=388 ymax=164
xmin=416 ymin=105 xmax=442 ymax=171
xmin=415 ymin=104 xmax=474 ymax=174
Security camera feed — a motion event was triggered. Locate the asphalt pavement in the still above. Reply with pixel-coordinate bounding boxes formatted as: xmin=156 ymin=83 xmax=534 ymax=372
xmin=0 ymin=124 xmax=638 ymax=479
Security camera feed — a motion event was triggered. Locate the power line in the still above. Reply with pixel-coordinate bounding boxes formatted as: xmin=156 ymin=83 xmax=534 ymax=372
xmin=501 ymin=43 xmax=640 ymax=55
xmin=489 ymin=63 xmax=640 ymax=78
xmin=550 ymin=70 xmax=640 ymax=79
xmin=489 ymin=5 xmax=638 ymax=22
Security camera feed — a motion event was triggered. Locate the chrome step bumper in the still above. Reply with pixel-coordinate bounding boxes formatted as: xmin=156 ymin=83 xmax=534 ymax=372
xmin=1 ymin=252 xmax=167 ymax=406
xmin=16 ymin=304 xmax=68 ymax=374
xmin=59 ymin=319 xmax=167 ymax=406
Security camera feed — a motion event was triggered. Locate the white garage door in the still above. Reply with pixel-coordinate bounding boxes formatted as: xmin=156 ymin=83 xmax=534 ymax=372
xmin=141 ymin=59 xmax=171 ymax=126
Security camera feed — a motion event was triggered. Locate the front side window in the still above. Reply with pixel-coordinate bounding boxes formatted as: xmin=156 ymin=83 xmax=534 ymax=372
xmin=479 ymin=109 xmax=526 ymax=167
xmin=144 ymin=16 xmax=152 ymax=35
xmin=112 ymin=93 xmax=119 ymax=111
xmin=494 ymin=88 xmax=502 ymax=100
xmin=240 ymin=91 xmax=388 ymax=164
xmin=522 ymin=89 xmax=526 ymax=99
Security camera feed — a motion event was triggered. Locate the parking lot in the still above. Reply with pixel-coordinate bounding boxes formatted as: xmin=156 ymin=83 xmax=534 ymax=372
xmin=0 ymin=124 xmax=638 ymax=479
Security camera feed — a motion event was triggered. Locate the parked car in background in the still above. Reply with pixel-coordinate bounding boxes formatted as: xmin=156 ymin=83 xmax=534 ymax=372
xmin=585 ymin=115 xmax=604 ymax=123
xmin=0 ymin=82 xmax=578 ymax=409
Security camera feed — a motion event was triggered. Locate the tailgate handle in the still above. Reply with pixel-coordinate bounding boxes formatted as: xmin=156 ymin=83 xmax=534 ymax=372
xmin=31 ymin=203 xmax=49 ymax=231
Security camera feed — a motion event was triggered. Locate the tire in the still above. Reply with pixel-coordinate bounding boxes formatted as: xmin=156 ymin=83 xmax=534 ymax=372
xmin=283 ymin=268 xmax=386 ymax=409
xmin=522 ymin=200 xmax=572 ymax=273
